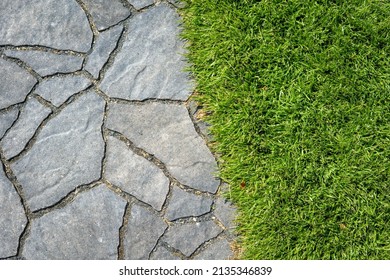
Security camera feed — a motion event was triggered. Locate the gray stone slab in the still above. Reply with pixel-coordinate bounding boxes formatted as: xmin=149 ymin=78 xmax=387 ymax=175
xmin=100 ymin=4 xmax=193 ymax=101
xmin=0 ymin=167 xmax=27 ymax=258
xmin=22 ymin=184 xmax=126 ymax=259
xmin=11 ymin=91 xmax=105 ymax=211
xmin=85 ymin=25 xmax=123 ymax=78
xmin=4 ymin=50 xmax=84 ymax=77
xmin=128 ymin=0 xmax=154 ymax=10
xmin=1 ymin=97 xmax=51 ymax=159
xmin=214 ymin=197 xmax=237 ymax=231
xmin=168 ymin=0 xmax=186 ymax=8
xmin=106 ymin=102 xmax=219 ymax=193
xmin=124 ymin=204 xmax=167 ymax=259
xmin=35 ymin=75 xmax=92 ymax=106
xmin=105 ymin=136 xmax=169 ymax=211
xmin=82 ymin=0 xmax=130 ymax=31
xmin=161 ymin=221 xmax=223 ymax=257
xmin=150 ymin=245 xmax=181 ymax=260
xmin=0 ymin=108 xmax=19 ymax=139
xmin=0 ymin=0 xmax=92 ymax=52
xmin=193 ymin=238 xmax=234 ymax=260
xmin=0 ymin=58 xmax=37 ymax=110
xmin=165 ymin=187 xmax=212 ymax=221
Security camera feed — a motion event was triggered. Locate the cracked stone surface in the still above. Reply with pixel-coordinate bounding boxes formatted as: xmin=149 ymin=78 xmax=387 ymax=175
xmin=150 ymin=245 xmax=181 ymax=260
xmin=0 ymin=108 xmax=19 ymax=139
xmin=129 ymin=0 xmax=155 ymax=10
xmin=193 ymin=238 xmax=234 ymax=260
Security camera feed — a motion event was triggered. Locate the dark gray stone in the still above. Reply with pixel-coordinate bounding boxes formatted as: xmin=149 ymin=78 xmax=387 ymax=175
xmin=0 ymin=0 xmax=92 ymax=52
xmin=214 ymin=197 xmax=237 ymax=231
xmin=82 ymin=0 xmax=130 ymax=31
xmin=161 ymin=221 xmax=223 ymax=256
xmin=106 ymin=102 xmax=219 ymax=193
xmin=85 ymin=25 xmax=123 ymax=78
xmin=100 ymin=4 xmax=193 ymax=101
xmin=1 ymin=97 xmax=51 ymax=159
xmin=105 ymin=136 xmax=169 ymax=211
xmin=150 ymin=245 xmax=181 ymax=260
xmin=4 ymin=50 xmax=84 ymax=77
xmin=0 ymin=108 xmax=19 ymax=139
xmin=165 ymin=187 xmax=212 ymax=221
xmin=0 ymin=167 xmax=27 ymax=258
xmin=22 ymin=184 xmax=126 ymax=259
xmin=0 ymin=58 xmax=37 ymax=110
xmin=193 ymin=238 xmax=234 ymax=260
xmin=124 ymin=204 xmax=167 ymax=259
xmin=128 ymin=0 xmax=154 ymax=10
xmin=35 ymin=75 xmax=92 ymax=106
xmin=11 ymin=91 xmax=105 ymax=211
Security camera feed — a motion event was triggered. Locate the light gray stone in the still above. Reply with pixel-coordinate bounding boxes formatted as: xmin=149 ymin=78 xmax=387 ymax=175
xmin=214 ymin=197 xmax=237 ymax=231
xmin=167 ymin=0 xmax=186 ymax=8
xmin=193 ymin=238 xmax=234 ymax=260
xmin=165 ymin=187 xmax=212 ymax=221
xmin=0 ymin=58 xmax=37 ymax=110
xmin=0 ymin=0 xmax=92 ymax=52
xmin=85 ymin=25 xmax=123 ymax=78
xmin=1 ymin=97 xmax=51 ymax=159
xmin=161 ymin=221 xmax=223 ymax=256
xmin=105 ymin=136 xmax=169 ymax=211
xmin=124 ymin=204 xmax=167 ymax=259
xmin=106 ymin=102 xmax=219 ymax=193
xmin=35 ymin=75 xmax=92 ymax=106
xmin=0 ymin=108 xmax=19 ymax=139
xmin=11 ymin=91 xmax=105 ymax=211
xmin=82 ymin=0 xmax=130 ymax=31
xmin=22 ymin=184 xmax=126 ymax=260
xmin=128 ymin=0 xmax=154 ymax=10
xmin=100 ymin=5 xmax=193 ymax=101
xmin=0 ymin=167 xmax=27 ymax=258
xmin=150 ymin=245 xmax=181 ymax=260
xmin=4 ymin=50 xmax=84 ymax=77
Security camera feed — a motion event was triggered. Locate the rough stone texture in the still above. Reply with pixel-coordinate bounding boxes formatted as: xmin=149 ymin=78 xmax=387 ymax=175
xmin=22 ymin=185 xmax=126 ymax=260
xmin=128 ymin=0 xmax=154 ymax=10
xmin=35 ymin=75 xmax=92 ymax=106
xmin=0 ymin=167 xmax=27 ymax=258
xmin=82 ymin=0 xmax=130 ymax=31
xmin=106 ymin=102 xmax=219 ymax=193
xmin=124 ymin=204 xmax=167 ymax=259
xmin=100 ymin=4 xmax=193 ymax=101
xmin=0 ymin=108 xmax=19 ymax=139
xmin=193 ymin=238 xmax=234 ymax=260
xmin=1 ymin=97 xmax=51 ymax=159
xmin=85 ymin=25 xmax=123 ymax=78
xmin=161 ymin=221 xmax=223 ymax=256
xmin=105 ymin=136 xmax=169 ymax=211
xmin=4 ymin=50 xmax=84 ymax=77
xmin=0 ymin=58 xmax=37 ymax=110
xmin=0 ymin=0 xmax=92 ymax=52
xmin=168 ymin=0 xmax=186 ymax=8
xmin=214 ymin=197 xmax=237 ymax=231
xmin=11 ymin=91 xmax=105 ymax=211
xmin=165 ymin=187 xmax=212 ymax=221
xmin=150 ymin=245 xmax=181 ymax=260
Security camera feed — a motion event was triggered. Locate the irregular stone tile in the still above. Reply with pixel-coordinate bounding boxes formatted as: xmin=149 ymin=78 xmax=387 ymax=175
xmin=106 ymin=102 xmax=219 ymax=193
xmin=100 ymin=4 xmax=193 ymax=101
xmin=1 ymin=97 xmax=51 ymax=159
xmin=124 ymin=204 xmax=167 ymax=259
xmin=0 ymin=167 xmax=27 ymax=258
xmin=4 ymin=50 xmax=84 ymax=77
xmin=214 ymin=197 xmax=237 ymax=231
xmin=22 ymin=184 xmax=126 ymax=259
xmin=150 ymin=245 xmax=181 ymax=260
xmin=11 ymin=91 xmax=105 ymax=211
xmin=0 ymin=0 xmax=92 ymax=52
xmin=168 ymin=0 xmax=186 ymax=8
xmin=165 ymin=187 xmax=212 ymax=221
xmin=161 ymin=221 xmax=223 ymax=257
xmin=0 ymin=58 xmax=37 ymax=110
xmin=35 ymin=76 xmax=92 ymax=106
xmin=82 ymin=0 xmax=130 ymax=31
xmin=105 ymin=136 xmax=169 ymax=211
xmin=193 ymin=238 xmax=234 ymax=260
xmin=128 ymin=0 xmax=154 ymax=10
xmin=0 ymin=108 xmax=19 ymax=139
xmin=85 ymin=25 xmax=123 ymax=78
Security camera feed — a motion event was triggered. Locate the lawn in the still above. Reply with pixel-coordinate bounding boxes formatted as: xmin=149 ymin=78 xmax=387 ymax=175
xmin=180 ymin=0 xmax=390 ymax=259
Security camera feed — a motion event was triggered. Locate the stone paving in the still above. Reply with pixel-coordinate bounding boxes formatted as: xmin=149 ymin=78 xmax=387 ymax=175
xmin=0 ymin=0 xmax=237 ymax=260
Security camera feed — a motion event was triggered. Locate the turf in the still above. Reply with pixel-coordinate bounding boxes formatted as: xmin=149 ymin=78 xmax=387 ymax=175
xmin=180 ymin=0 xmax=390 ymax=259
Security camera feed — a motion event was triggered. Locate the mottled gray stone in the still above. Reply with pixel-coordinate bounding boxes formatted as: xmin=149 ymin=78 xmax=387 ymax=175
xmin=100 ymin=4 xmax=193 ymax=101
xmin=193 ymin=238 xmax=234 ymax=260
xmin=0 ymin=167 xmax=27 ymax=258
xmin=105 ymin=136 xmax=169 ymax=210
xmin=0 ymin=0 xmax=92 ymax=52
xmin=1 ymin=97 xmax=51 ymax=159
xmin=128 ymin=0 xmax=154 ymax=10
xmin=214 ymin=197 xmax=237 ymax=231
xmin=150 ymin=245 xmax=181 ymax=260
xmin=35 ymin=76 xmax=92 ymax=106
xmin=168 ymin=0 xmax=186 ymax=8
xmin=106 ymin=102 xmax=219 ymax=193
xmin=0 ymin=108 xmax=19 ymax=138
xmin=124 ymin=204 xmax=167 ymax=259
xmin=162 ymin=221 xmax=223 ymax=256
xmin=165 ymin=187 xmax=212 ymax=221
xmin=85 ymin=25 xmax=123 ymax=78
xmin=11 ymin=91 xmax=105 ymax=211
xmin=82 ymin=0 xmax=130 ymax=31
xmin=0 ymin=58 xmax=37 ymax=110
xmin=22 ymin=185 xmax=126 ymax=259
xmin=4 ymin=50 xmax=84 ymax=77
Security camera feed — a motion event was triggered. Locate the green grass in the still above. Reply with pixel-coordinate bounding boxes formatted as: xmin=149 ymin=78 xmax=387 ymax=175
xmin=181 ymin=0 xmax=390 ymax=259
